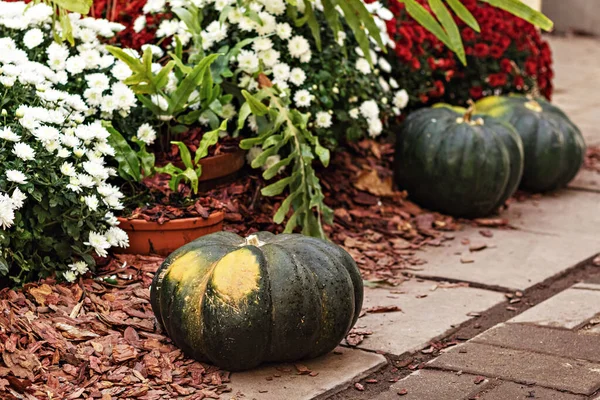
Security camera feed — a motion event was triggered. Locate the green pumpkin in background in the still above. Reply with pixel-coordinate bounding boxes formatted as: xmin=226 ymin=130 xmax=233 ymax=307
xmin=475 ymin=95 xmax=586 ymax=192
xmin=394 ymin=105 xmax=524 ymax=218
xmin=150 ymin=231 xmax=363 ymax=371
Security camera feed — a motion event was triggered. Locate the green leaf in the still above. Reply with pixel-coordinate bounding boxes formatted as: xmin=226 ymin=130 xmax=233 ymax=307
xmin=106 ymin=46 xmax=143 ymax=73
xmin=314 ymin=138 xmax=330 ymax=167
xmin=336 ymin=1 xmax=372 ymax=65
xmin=154 ymin=61 xmax=176 ymax=91
xmin=168 ymin=53 xmax=220 ymax=115
xmin=261 ymin=176 xmax=293 ymax=196
xmin=446 ymin=0 xmax=480 ymax=32
xmin=102 ymin=122 xmax=141 ymax=182
xmin=171 ymin=141 xmax=194 ymax=169
xmin=303 ymin=0 xmax=322 ymax=51
xmin=346 ymin=0 xmax=387 ymax=54
xmin=242 ymin=90 xmax=269 ymax=116
xmin=0 ymin=256 xmax=8 ymax=276
xmin=404 ymin=0 xmax=453 ymax=50
xmin=237 ymin=102 xmax=252 ymax=130
xmin=134 ymin=142 xmax=156 ymax=178
xmin=194 ymin=119 xmax=228 ymax=163
xmin=173 ymin=6 xmax=202 ymax=36
xmin=263 ymin=152 xmax=295 ymax=180
xmin=274 ymin=191 xmax=300 ymax=224
xmin=54 ymin=0 xmax=92 ymax=14
xmin=479 ymin=0 xmax=553 ymax=31
xmin=428 ymin=0 xmax=466 ymax=65
xmin=181 ymin=168 xmax=199 ymax=194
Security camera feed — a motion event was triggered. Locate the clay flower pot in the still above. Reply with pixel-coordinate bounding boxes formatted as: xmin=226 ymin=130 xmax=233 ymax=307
xmin=117 ymin=211 xmax=225 ymax=256
xmin=197 ymin=150 xmax=246 ymax=182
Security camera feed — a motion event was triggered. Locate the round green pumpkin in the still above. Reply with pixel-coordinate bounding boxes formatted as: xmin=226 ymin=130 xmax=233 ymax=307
xmin=150 ymin=231 xmax=363 ymax=371
xmin=394 ymin=106 xmax=524 ymax=217
xmin=475 ymin=95 xmax=586 ymax=192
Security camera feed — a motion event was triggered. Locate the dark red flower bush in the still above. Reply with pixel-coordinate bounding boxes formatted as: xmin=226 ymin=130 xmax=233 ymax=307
xmin=381 ymin=0 xmax=553 ymax=107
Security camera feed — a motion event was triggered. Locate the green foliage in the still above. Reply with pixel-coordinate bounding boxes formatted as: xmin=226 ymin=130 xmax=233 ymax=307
xmin=239 ymin=89 xmax=332 ymax=239
xmin=38 ymin=0 xmax=93 ymax=44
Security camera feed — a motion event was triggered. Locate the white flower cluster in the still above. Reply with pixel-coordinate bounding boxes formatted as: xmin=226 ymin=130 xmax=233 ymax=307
xmin=0 ymin=1 xmax=131 ymax=279
xmin=138 ymin=0 xmax=409 ymax=140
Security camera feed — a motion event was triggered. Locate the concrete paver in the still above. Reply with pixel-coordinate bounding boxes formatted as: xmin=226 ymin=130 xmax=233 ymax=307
xmin=478 ymin=381 xmax=586 ymax=400
xmin=509 ymin=284 xmax=600 ymax=329
xmin=228 ymin=347 xmax=386 ymax=400
xmin=503 ymin=191 xmax=600 ymax=239
xmin=569 ymin=169 xmax=600 ymax=192
xmin=472 ymin=323 xmax=600 ymax=362
xmin=428 ymin=342 xmax=600 ymax=395
xmin=416 ymin=228 xmax=598 ymax=291
xmin=372 ymin=370 xmax=491 ymax=400
xmin=357 ymin=281 xmax=504 ymax=355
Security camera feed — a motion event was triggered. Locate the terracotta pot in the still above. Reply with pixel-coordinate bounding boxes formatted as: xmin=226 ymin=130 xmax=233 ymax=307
xmin=197 ymin=150 xmax=246 ymax=182
xmin=164 ymin=150 xmax=246 ymax=181
xmin=116 ymin=212 xmax=224 ymax=256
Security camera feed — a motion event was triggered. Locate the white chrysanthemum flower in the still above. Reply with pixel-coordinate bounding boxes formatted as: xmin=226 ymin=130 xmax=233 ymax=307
xmin=63 ymin=270 xmax=77 ymax=282
xmin=12 ymin=142 xmax=35 ymax=161
xmin=221 ymin=103 xmax=237 ymax=119
xmin=253 ymin=37 xmax=274 ymax=52
xmin=133 ymin=15 xmax=146 ymax=33
xmin=246 ymin=146 xmax=263 ymax=165
xmin=315 ymin=111 xmax=333 ymax=128
xmin=69 ymin=261 xmax=89 ymax=275
xmin=141 ymin=44 xmax=164 ymax=58
xmin=85 ymin=73 xmax=110 ymax=92
xmin=0 ymin=195 xmax=15 ymax=229
xmin=393 ymin=89 xmax=409 ymax=109
xmin=288 ymin=36 xmax=310 ymax=58
xmin=156 ymin=20 xmax=179 ymax=37
xmin=150 ymin=94 xmax=169 ymax=112
xmin=264 ymin=0 xmax=286 ymax=15
xmin=355 ymin=58 xmax=371 ymax=74
xmin=276 ymin=22 xmax=292 ymax=40
xmin=84 ymin=195 xmax=99 ymax=211
xmin=11 ymin=188 xmax=26 ymax=210
xmin=105 ymin=227 xmax=129 ymax=248
xmin=294 ymin=89 xmax=311 ymax=108
xmin=289 ymin=68 xmax=306 ymax=86
xmin=378 ymin=58 xmax=392 ymax=73
xmin=237 ymin=50 xmax=259 ymax=73
xmin=143 ymin=0 xmax=166 ymax=13
xmin=105 ymin=211 xmax=119 ymax=226
xmin=111 ymin=61 xmax=132 ymax=80
xmin=111 ymin=82 xmax=137 ymax=111
xmin=23 ymin=28 xmax=44 ymax=49
xmin=368 ymin=118 xmax=383 ymax=137
xmin=272 ymin=63 xmax=291 ymax=82
xmin=60 ymin=162 xmax=76 ymax=176
xmin=379 ymin=77 xmax=390 ymax=92
xmin=34 ymin=126 xmax=60 ymax=143
xmin=66 ymin=55 xmax=86 ymax=75
xmin=260 ymin=49 xmax=280 ymax=68
xmin=262 ymin=155 xmax=284 ymax=173
xmin=349 ymin=108 xmax=360 ymax=119
xmin=254 ymin=11 xmax=276 ymax=35
xmin=77 ymin=173 xmax=96 ymax=188
xmin=137 ymin=123 xmax=157 ymax=145
xmin=299 ymin=50 xmax=312 ymax=63
xmin=6 ymin=170 xmax=27 ymax=184
xmin=360 ymin=100 xmax=380 ymax=120
xmin=84 ymin=231 xmax=111 ymax=257
xmin=389 ymin=78 xmax=399 ymax=89
xmin=336 ymin=31 xmax=347 ymax=46
xmin=0 ymin=127 xmax=20 ymax=142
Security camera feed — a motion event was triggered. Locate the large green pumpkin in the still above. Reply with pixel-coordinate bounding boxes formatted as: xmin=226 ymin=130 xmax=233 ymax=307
xmin=394 ymin=106 xmax=524 ymax=217
xmin=150 ymin=231 xmax=363 ymax=371
xmin=475 ymin=96 xmax=586 ymax=192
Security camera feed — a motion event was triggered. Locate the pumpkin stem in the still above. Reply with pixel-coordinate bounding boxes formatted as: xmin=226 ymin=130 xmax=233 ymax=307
xmin=464 ymin=100 xmax=475 ymax=122
xmin=244 ymin=234 xmax=264 ymax=247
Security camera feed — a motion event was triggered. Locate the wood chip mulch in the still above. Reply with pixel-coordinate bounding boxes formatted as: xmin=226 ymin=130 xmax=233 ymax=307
xmin=584 ymin=145 xmax=600 ymax=173
xmin=0 ymin=254 xmax=231 ymax=400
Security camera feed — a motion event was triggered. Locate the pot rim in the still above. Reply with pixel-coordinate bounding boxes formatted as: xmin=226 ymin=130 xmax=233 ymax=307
xmin=117 ymin=211 xmax=225 ymax=231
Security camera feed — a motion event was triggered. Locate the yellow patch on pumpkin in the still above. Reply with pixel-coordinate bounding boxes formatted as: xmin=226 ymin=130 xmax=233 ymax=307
xmin=211 ymin=248 xmax=260 ymax=302
xmin=166 ymin=251 xmax=206 ymax=284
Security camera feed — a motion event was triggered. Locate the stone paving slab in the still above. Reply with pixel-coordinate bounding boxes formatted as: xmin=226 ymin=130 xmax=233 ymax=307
xmin=569 ymin=170 xmax=600 ymax=192
xmin=504 ymin=190 xmax=600 ymax=238
xmin=372 ymin=370 xmax=491 ymax=400
xmin=509 ymin=284 xmax=600 ymax=329
xmin=472 ymin=323 xmax=600 ymax=362
xmin=428 ymin=342 xmax=600 ymax=395
xmin=416 ymin=228 xmax=599 ymax=291
xmin=356 ymin=281 xmax=504 ymax=355
xmin=478 ymin=381 xmax=586 ymax=400
xmin=228 ymin=347 xmax=386 ymax=400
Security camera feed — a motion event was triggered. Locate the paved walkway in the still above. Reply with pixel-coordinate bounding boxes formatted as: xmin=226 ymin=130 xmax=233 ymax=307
xmin=228 ymin=35 xmax=600 ymax=400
